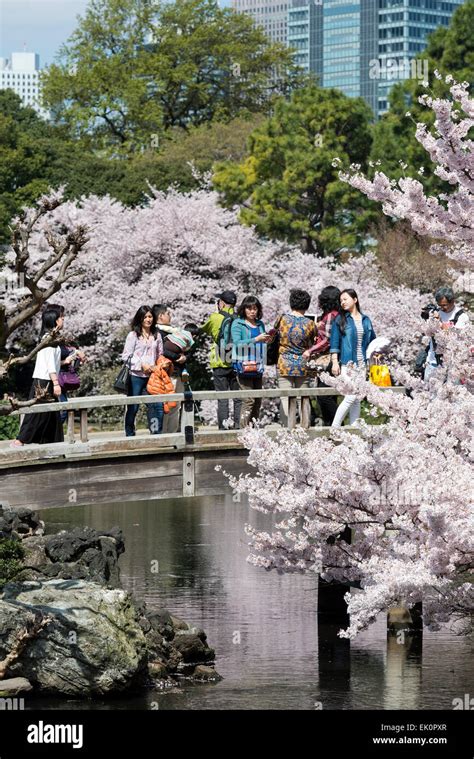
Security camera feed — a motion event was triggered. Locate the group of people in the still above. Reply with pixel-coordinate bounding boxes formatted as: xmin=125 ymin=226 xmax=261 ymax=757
xmin=119 ymin=286 xmax=377 ymax=436
xmin=11 ymin=284 xmax=468 ymax=447
xmin=199 ymin=286 xmax=376 ymax=430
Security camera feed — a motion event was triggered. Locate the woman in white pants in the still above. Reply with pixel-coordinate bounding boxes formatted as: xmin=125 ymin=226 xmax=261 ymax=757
xmin=330 ymin=289 xmax=376 ymax=427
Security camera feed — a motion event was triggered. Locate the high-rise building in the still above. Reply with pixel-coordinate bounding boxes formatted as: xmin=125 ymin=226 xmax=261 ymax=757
xmin=0 ymin=52 xmax=49 ymax=119
xmin=234 ymin=0 xmax=461 ymax=117
xmin=374 ymin=0 xmax=461 ymax=115
xmin=232 ymin=0 xmax=289 ymax=45
xmin=287 ymin=0 xmax=323 ymax=76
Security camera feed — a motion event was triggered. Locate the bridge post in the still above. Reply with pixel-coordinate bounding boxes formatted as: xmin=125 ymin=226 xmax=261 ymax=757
xmin=181 ymin=378 xmax=194 ymax=446
xmin=80 ymin=409 xmax=89 ymax=443
xmin=287 ymin=396 xmax=297 ymax=429
xmin=67 ymin=411 xmax=75 ymax=444
xmin=183 ymin=455 xmax=195 ymax=496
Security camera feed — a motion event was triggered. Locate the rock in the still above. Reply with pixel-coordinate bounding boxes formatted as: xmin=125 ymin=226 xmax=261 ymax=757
xmin=173 ymin=633 xmax=215 ymax=664
xmin=45 ymin=527 xmax=103 ymax=563
xmin=164 ymin=649 xmax=183 ymax=673
xmin=2 ymin=508 xmax=43 ymax=539
xmin=139 ymin=616 xmax=152 ymax=634
xmin=12 ymin=528 xmax=124 ymax=589
xmin=0 ymin=677 xmax=33 ymax=695
xmin=170 ymin=614 xmax=190 ymax=631
xmin=191 ymin=666 xmax=223 ymax=682
xmin=98 ymin=537 xmax=121 ymax=587
xmin=0 ymin=579 xmax=147 ymax=695
xmin=21 ymin=536 xmax=52 ymax=569
xmin=148 ymin=662 xmax=168 ymax=679
xmin=187 ymin=626 xmax=207 ymax=643
xmin=147 ymin=609 xmax=175 ymax=641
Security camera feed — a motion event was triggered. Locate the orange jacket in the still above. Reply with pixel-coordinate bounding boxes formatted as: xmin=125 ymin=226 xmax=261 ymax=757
xmin=146 ymin=357 xmax=177 ymax=413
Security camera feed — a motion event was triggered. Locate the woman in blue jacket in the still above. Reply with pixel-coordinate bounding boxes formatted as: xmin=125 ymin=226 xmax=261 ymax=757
xmin=231 ymin=296 xmax=270 ymax=427
xmin=330 ymin=289 xmax=376 ymax=427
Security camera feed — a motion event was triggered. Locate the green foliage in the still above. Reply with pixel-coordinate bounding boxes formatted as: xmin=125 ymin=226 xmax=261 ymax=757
xmin=371 ymin=0 xmax=474 ymax=192
xmin=0 ymin=538 xmax=25 ymax=589
xmin=123 ymin=115 xmax=266 ymax=198
xmin=42 ymin=0 xmax=301 ymax=154
xmin=0 ymin=414 xmax=20 ymax=441
xmin=0 ymin=86 xmax=261 ymax=243
xmin=0 ymin=91 xmax=55 ymax=245
xmin=213 ymin=84 xmax=374 ymax=256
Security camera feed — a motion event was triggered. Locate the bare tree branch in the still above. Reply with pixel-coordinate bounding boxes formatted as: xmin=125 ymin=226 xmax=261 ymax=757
xmin=0 ymin=327 xmax=62 ymax=382
xmin=1 ymin=193 xmax=89 ymax=366
xmin=0 ymin=386 xmax=52 ymax=417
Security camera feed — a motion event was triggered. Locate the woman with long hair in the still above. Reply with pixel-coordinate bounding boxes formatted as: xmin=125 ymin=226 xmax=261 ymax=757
xmin=121 ymin=305 xmax=164 ymax=436
xmin=12 ymin=309 xmax=65 ymax=446
xmin=46 ymin=303 xmax=86 ymax=423
xmin=231 ymin=295 xmax=270 ymax=427
xmin=302 ymin=285 xmax=341 ymax=425
xmin=330 ymin=289 xmax=376 ymax=427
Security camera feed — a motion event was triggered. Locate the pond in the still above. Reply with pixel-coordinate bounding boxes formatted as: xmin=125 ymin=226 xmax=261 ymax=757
xmin=34 ymin=494 xmax=472 ymax=711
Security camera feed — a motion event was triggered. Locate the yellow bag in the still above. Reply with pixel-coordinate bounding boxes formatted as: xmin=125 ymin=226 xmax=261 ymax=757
xmin=369 ymin=364 xmax=392 ymax=387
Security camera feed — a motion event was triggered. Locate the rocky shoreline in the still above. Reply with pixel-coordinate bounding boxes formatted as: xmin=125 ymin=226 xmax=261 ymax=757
xmin=0 ymin=505 xmax=222 ymax=698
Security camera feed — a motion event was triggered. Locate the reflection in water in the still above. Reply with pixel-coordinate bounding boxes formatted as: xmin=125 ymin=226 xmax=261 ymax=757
xmin=384 ymin=634 xmax=422 ymax=710
xmin=36 ymin=495 xmax=473 ymax=710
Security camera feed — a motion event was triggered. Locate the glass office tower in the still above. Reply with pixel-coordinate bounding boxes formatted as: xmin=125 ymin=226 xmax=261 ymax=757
xmin=375 ymin=0 xmax=461 ymax=114
xmin=284 ymin=0 xmax=461 ymax=117
xmin=234 ymin=0 xmax=461 ymax=117
xmin=287 ymin=0 xmax=323 ymax=78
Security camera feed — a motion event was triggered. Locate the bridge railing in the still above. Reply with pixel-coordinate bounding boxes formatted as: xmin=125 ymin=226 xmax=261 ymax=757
xmin=9 ymin=385 xmax=406 ymax=445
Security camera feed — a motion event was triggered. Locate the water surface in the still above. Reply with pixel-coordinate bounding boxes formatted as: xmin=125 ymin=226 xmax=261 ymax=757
xmin=35 ymin=495 xmax=472 ymax=710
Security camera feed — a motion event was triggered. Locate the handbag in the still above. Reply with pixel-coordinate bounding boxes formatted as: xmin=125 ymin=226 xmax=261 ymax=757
xmin=114 ymin=356 xmax=132 ymax=393
xmin=58 ymin=366 xmax=81 ymax=392
xmin=235 ymin=360 xmax=263 ymax=376
xmin=266 ymin=316 xmax=282 ymax=366
xmin=303 ymin=353 xmax=332 ymax=377
xmin=369 ymin=364 xmax=392 ymax=387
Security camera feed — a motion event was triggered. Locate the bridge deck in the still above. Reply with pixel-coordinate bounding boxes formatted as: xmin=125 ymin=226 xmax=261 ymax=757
xmin=0 ymin=386 xmax=401 ymax=510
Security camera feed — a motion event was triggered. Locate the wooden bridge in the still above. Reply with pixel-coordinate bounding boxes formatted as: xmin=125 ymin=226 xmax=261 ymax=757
xmin=0 ymin=386 xmax=404 ymax=510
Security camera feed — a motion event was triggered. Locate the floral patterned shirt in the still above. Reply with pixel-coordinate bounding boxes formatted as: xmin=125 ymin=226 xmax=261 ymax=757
xmin=277 ymin=314 xmax=317 ymax=377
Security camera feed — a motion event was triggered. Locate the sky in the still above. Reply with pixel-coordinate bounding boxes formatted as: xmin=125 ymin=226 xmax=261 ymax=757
xmin=0 ymin=0 xmax=231 ymax=68
xmin=0 ymin=0 xmax=90 ymax=66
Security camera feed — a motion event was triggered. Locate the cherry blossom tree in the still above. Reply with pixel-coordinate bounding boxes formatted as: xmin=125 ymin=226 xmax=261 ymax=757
xmin=1 ymin=188 xmax=426 ymax=373
xmin=339 ymin=75 xmax=473 ymax=287
xmin=0 ymin=190 xmax=88 ymax=382
xmin=227 ymin=325 xmax=473 ymax=638
xmin=227 ymin=76 xmax=473 ymax=637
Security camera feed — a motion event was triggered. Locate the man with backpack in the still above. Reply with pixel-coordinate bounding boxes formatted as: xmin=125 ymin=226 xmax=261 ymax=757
xmin=200 ymin=290 xmax=242 ymax=429
xmin=423 ymin=286 xmax=469 ymax=381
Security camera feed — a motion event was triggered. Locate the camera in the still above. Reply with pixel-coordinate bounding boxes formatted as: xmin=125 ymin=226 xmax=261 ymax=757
xmin=421 ymin=303 xmax=439 ymax=320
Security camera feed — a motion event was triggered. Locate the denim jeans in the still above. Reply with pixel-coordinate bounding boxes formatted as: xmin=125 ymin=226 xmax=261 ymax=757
xmin=59 ymin=392 xmax=68 ymax=424
xmin=125 ymin=374 xmax=163 ymax=436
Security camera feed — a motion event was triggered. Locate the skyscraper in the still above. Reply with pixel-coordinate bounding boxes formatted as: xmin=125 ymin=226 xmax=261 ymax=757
xmin=232 ymin=0 xmax=289 ymax=45
xmin=234 ymin=0 xmax=461 ymax=117
xmin=0 ymin=52 xmax=48 ymax=119
xmin=287 ymin=0 xmax=323 ymax=76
